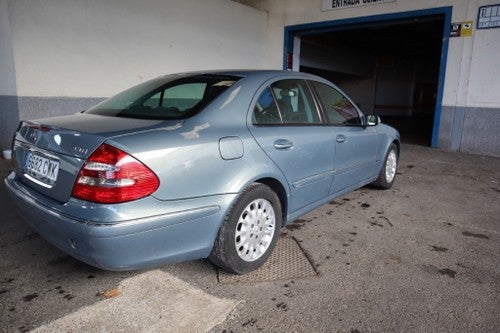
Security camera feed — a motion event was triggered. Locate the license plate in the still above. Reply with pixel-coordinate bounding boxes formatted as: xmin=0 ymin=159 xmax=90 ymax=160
xmin=25 ymin=152 xmax=60 ymax=184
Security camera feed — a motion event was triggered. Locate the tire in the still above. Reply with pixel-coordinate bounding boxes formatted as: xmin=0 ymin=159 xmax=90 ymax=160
xmin=371 ymin=143 xmax=398 ymax=189
xmin=209 ymin=183 xmax=282 ymax=274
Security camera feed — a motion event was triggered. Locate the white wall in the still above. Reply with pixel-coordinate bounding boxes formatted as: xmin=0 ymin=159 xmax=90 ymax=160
xmin=0 ymin=0 xmax=19 ymax=151
xmin=249 ymin=0 xmax=286 ymax=69
xmin=7 ymin=0 xmax=268 ymax=98
xmin=441 ymin=0 xmax=500 ymax=109
xmin=467 ymin=1 xmax=500 ymax=107
xmin=0 ymin=0 xmax=16 ymax=96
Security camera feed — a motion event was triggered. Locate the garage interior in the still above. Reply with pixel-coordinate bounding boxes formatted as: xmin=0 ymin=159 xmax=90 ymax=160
xmin=298 ymin=15 xmax=445 ymax=146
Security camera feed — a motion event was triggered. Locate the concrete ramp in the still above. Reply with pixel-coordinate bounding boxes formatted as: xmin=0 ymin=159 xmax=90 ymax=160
xmin=32 ymin=270 xmax=239 ymax=333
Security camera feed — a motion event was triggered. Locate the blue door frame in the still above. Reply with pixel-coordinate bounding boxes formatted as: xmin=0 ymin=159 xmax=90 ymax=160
xmin=283 ymin=7 xmax=452 ymax=147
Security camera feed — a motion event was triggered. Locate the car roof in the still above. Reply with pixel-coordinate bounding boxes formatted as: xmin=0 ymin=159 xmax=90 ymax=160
xmin=162 ymin=69 xmax=323 ymax=81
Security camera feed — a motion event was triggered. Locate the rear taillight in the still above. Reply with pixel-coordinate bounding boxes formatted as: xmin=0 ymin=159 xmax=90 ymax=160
xmin=72 ymin=144 xmax=159 ymax=203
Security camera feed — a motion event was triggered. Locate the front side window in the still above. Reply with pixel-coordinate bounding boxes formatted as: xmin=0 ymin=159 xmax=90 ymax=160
xmin=310 ymin=81 xmax=361 ymax=126
xmin=85 ymin=75 xmax=239 ymax=120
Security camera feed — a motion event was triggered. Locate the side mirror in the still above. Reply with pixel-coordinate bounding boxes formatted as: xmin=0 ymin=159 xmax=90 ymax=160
xmin=366 ymin=114 xmax=381 ymax=126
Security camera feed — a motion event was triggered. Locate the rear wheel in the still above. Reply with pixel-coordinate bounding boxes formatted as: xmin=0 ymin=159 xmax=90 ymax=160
xmin=371 ymin=143 xmax=398 ymax=189
xmin=209 ymin=183 xmax=282 ymax=274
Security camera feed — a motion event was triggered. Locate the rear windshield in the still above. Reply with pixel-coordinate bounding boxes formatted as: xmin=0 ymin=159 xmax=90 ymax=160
xmin=85 ymin=74 xmax=240 ymax=120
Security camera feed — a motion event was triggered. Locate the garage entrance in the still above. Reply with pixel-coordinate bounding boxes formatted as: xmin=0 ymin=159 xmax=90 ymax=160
xmin=284 ymin=7 xmax=452 ymax=147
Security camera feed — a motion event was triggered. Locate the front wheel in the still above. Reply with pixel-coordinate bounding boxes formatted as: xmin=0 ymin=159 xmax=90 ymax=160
xmin=371 ymin=143 xmax=398 ymax=189
xmin=209 ymin=183 xmax=282 ymax=274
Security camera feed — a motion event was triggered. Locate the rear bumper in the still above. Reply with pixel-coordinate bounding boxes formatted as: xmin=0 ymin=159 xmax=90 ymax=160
xmin=4 ymin=172 xmax=234 ymax=270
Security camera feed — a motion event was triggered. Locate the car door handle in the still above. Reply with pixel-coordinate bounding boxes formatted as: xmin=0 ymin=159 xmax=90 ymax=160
xmin=336 ymin=135 xmax=347 ymax=143
xmin=273 ymin=139 xmax=294 ymax=150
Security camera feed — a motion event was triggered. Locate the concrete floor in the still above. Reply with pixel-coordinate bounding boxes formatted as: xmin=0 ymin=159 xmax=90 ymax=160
xmin=1 ymin=144 xmax=499 ymax=332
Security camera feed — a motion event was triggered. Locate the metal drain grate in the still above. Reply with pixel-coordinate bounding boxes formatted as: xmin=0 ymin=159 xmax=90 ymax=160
xmin=217 ymin=236 xmax=317 ymax=284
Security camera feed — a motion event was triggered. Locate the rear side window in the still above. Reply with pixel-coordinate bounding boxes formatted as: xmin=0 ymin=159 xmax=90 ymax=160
xmin=85 ymin=75 xmax=239 ymax=120
xmin=253 ymin=87 xmax=282 ymax=125
xmin=271 ymin=80 xmax=320 ymax=124
xmin=310 ymin=81 xmax=361 ymax=126
xmin=252 ymin=79 xmax=321 ymax=125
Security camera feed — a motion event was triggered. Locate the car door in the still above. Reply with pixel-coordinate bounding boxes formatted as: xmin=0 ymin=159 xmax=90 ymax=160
xmin=249 ymin=78 xmax=335 ymax=214
xmin=309 ymin=80 xmax=379 ymax=194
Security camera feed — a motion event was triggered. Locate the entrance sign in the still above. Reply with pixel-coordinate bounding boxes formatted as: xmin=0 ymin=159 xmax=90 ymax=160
xmin=477 ymin=4 xmax=500 ymax=29
xmin=322 ymin=0 xmax=396 ymax=12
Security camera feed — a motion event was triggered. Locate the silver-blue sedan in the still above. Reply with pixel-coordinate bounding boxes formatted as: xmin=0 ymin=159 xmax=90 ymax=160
xmin=5 ymin=70 xmax=400 ymax=274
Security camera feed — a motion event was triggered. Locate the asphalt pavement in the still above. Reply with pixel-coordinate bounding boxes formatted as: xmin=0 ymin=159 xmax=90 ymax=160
xmin=1 ymin=144 xmax=499 ymax=333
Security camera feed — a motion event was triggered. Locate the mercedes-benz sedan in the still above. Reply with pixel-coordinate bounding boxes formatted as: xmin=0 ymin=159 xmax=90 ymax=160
xmin=5 ymin=70 xmax=400 ymax=274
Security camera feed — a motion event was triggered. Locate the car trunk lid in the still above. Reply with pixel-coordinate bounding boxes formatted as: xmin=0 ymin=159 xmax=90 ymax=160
xmin=12 ymin=113 xmax=167 ymax=203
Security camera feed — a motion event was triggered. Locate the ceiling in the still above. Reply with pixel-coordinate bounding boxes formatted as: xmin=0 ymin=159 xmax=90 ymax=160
xmin=301 ymin=15 xmax=445 ymax=62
